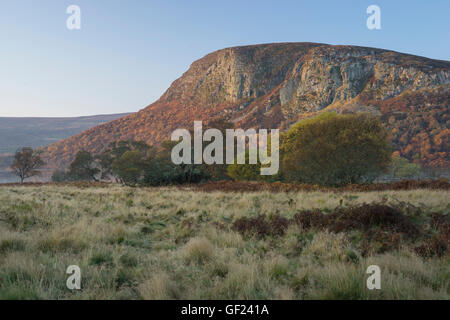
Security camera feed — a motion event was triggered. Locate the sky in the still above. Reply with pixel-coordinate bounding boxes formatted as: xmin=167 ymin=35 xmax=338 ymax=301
xmin=0 ymin=0 xmax=449 ymax=117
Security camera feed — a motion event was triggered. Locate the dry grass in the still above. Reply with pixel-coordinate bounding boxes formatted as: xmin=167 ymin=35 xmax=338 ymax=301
xmin=0 ymin=184 xmax=448 ymax=300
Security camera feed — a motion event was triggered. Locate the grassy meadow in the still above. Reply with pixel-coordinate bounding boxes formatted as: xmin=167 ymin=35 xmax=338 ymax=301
xmin=0 ymin=184 xmax=448 ymax=300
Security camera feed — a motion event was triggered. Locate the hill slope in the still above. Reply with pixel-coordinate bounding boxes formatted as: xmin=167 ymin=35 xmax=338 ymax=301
xmin=0 ymin=113 xmax=131 ymax=154
xmin=41 ymin=43 xmax=450 ymax=169
xmin=0 ymin=113 xmax=130 ymax=182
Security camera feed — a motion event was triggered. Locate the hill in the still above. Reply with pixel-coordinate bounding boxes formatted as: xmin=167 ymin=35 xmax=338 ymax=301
xmin=0 ymin=113 xmax=131 ymax=182
xmin=40 ymin=43 xmax=450 ymax=170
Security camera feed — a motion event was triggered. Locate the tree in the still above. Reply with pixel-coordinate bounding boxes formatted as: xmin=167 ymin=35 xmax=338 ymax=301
xmin=281 ymin=112 xmax=392 ymax=186
xmin=201 ymin=118 xmax=234 ymax=181
xmin=97 ymin=140 xmax=152 ymax=182
xmin=226 ymin=132 xmax=280 ymax=182
xmin=391 ymin=155 xmax=421 ymax=179
xmin=10 ymin=147 xmax=45 ymax=183
xmin=226 ymin=153 xmax=261 ymax=181
xmin=142 ymin=140 xmax=206 ymax=186
xmin=112 ymin=150 xmax=147 ymax=186
xmin=68 ymin=151 xmax=100 ymax=181
xmin=51 ymin=170 xmax=69 ymax=182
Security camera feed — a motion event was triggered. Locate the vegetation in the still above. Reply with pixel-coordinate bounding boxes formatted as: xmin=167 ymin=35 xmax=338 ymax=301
xmin=391 ymin=155 xmax=421 ymax=179
xmin=0 ymin=184 xmax=448 ymax=300
xmin=227 ymin=151 xmax=263 ymax=182
xmin=52 ymin=113 xmax=403 ymax=187
xmin=10 ymin=147 xmax=45 ymax=183
xmin=68 ymin=151 xmax=100 ymax=182
xmin=53 ymin=139 xmax=212 ymax=186
xmin=281 ymin=113 xmax=392 ymax=186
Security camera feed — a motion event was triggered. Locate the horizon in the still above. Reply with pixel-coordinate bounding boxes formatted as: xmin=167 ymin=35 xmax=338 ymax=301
xmin=1 ymin=0 xmax=449 ymax=117
xmin=0 ymin=111 xmax=132 ymax=119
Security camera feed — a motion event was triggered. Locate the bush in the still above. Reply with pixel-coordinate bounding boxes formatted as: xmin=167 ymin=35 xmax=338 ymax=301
xmin=233 ymin=214 xmax=289 ymax=238
xmin=51 ymin=170 xmax=69 ymax=182
xmin=281 ymin=112 xmax=392 ymax=186
xmin=391 ymin=155 xmax=421 ymax=179
xmin=68 ymin=151 xmax=100 ymax=181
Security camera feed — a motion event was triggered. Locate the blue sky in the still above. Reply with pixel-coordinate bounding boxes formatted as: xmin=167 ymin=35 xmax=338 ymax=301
xmin=0 ymin=0 xmax=449 ymax=117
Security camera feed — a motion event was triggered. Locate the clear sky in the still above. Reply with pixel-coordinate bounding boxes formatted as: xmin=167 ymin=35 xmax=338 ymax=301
xmin=0 ymin=0 xmax=449 ymax=117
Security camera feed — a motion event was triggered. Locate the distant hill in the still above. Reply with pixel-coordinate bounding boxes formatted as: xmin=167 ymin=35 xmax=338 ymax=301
xmin=0 ymin=113 xmax=131 ymax=154
xmin=0 ymin=113 xmax=131 ymax=182
xmin=40 ymin=43 xmax=450 ymax=171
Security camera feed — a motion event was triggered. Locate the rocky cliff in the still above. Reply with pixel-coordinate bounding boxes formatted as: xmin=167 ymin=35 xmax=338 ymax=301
xmin=41 ymin=43 xmax=450 ymax=169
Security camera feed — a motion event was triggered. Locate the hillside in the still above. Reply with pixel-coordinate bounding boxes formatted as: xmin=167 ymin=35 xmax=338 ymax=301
xmin=0 ymin=113 xmax=130 ymax=182
xmin=40 ymin=43 xmax=450 ymax=170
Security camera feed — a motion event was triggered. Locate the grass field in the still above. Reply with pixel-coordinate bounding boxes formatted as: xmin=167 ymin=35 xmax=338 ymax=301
xmin=0 ymin=184 xmax=448 ymax=300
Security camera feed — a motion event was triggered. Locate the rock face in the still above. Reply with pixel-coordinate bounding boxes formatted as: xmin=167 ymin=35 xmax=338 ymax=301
xmin=41 ymin=43 xmax=450 ymax=169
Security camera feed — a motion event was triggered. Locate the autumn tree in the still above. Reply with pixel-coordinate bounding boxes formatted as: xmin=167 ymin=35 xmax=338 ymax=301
xmin=281 ymin=112 xmax=392 ymax=186
xmin=10 ymin=147 xmax=45 ymax=183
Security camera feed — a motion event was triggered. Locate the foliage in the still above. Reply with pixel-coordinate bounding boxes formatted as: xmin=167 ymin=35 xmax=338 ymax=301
xmin=112 ymin=150 xmax=148 ymax=186
xmin=10 ymin=147 xmax=45 ymax=183
xmin=51 ymin=170 xmax=69 ymax=182
xmin=98 ymin=140 xmax=153 ymax=182
xmin=391 ymin=155 xmax=421 ymax=179
xmin=67 ymin=151 xmax=100 ymax=181
xmin=226 ymin=132 xmax=280 ymax=182
xmin=281 ymin=112 xmax=392 ymax=186
xmin=200 ymin=119 xmax=234 ymax=181
xmin=98 ymin=140 xmax=208 ymax=186
xmin=147 ymin=141 xmax=207 ymax=186
xmin=226 ymin=152 xmax=261 ymax=182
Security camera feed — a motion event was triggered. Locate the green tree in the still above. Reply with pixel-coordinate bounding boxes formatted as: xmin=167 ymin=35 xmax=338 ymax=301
xmin=112 ymin=150 xmax=147 ymax=186
xmin=143 ymin=140 xmax=206 ymax=185
xmin=51 ymin=170 xmax=69 ymax=182
xmin=201 ymin=118 xmax=234 ymax=181
xmin=281 ymin=112 xmax=392 ymax=186
xmin=226 ymin=156 xmax=261 ymax=181
xmin=68 ymin=151 xmax=100 ymax=181
xmin=391 ymin=156 xmax=421 ymax=179
xmin=10 ymin=147 xmax=45 ymax=183
xmin=226 ymin=149 xmax=279 ymax=182
xmin=98 ymin=140 xmax=153 ymax=182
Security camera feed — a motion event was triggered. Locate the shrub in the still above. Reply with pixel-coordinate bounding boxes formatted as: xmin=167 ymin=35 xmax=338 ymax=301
xmin=281 ymin=112 xmax=392 ymax=186
xmin=233 ymin=214 xmax=289 ymax=238
xmin=68 ymin=151 xmax=100 ymax=181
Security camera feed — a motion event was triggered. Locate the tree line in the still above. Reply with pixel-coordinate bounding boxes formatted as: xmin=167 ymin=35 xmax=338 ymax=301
xmin=11 ymin=112 xmax=424 ymax=186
